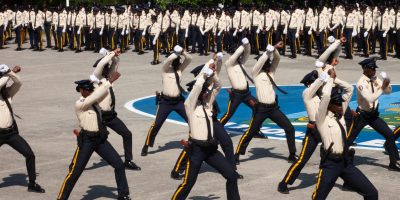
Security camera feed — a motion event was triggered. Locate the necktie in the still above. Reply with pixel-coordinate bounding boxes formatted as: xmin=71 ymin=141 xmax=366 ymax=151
xmin=109 ymin=87 xmax=115 ymax=110
xmin=85 ymin=14 xmax=87 ymax=26
xmin=138 ymin=17 xmax=141 ymax=29
xmin=335 ymin=117 xmax=348 ymax=153
xmin=203 ymin=17 xmax=205 ymax=30
xmin=380 ymin=15 xmax=383 ymax=30
xmin=363 ymin=14 xmax=365 ymax=28
xmin=279 ymin=12 xmax=282 ymax=25
xmin=161 ymin=15 xmax=164 ymax=30
xmin=370 ymin=80 xmax=376 ymax=111
xmin=94 ymin=15 xmax=97 ymax=28
xmin=239 ymin=12 xmax=242 ymax=27
xmin=266 ymin=72 xmax=288 ymax=94
xmin=58 ymin=13 xmax=60 ymax=27
xmin=202 ymin=106 xmax=213 ymax=143
xmin=251 ymin=12 xmax=254 ymax=26
xmin=45 ymin=12 xmax=47 ymax=22
xmin=34 ymin=13 xmax=37 ymax=27
xmin=173 ymin=65 xmax=186 ymax=94
xmin=179 ymin=17 xmax=182 ymax=29
xmin=264 ymin=13 xmax=266 ymax=28
xmin=217 ymin=18 xmax=219 ymax=30
xmin=92 ymin=104 xmax=105 ymax=132
xmin=317 ymin=14 xmax=320 ymax=30
xmin=117 ymin=15 xmax=119 ymax=28
xmin=237 ymin=60 xmax=254 ymax=84
xmin=288 ymin=15 xmax=292 ymax=27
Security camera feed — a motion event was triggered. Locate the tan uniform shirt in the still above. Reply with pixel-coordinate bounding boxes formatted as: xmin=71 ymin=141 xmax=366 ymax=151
xmin=185 ymin=72 xmax=221 ymax=141
xmin=136 ymin=15 xmax=147 ymax=30
xmin=234 ymin=10 xmax=249 ymax=29
xmin=0 ymin=72 xmax=22 ymax=129
xmin=179 ymin=14 xmax=190 ymax=30
xmin=148 ymin=21 xmax=161 ymax=38
xmin=259 ymin=12 xmax=273 ymax=31
xmin=92 ymin=52 xmax=119 ymax=112
xmin=252 ymin=50 xmax=280 ymax=104
xmin=75 ymin=12 xmax=86 ymax=28
xmin=170 ymin=11 xmax=180 ymax=28
xmin=356 ymin=75 xmax=392 ymax=112
xmin=52 ymin=12 xmax=58 ymax=27
xmin=14 ymin=11 xmax=24 ymax=27
xmin=34 ymin=11 xmax=45 ymax=29
xmin=303 ymin=79 xmax=324 ymax=122
xmin=249 ymin=10 xmax=261 ymax=27
xmin=225 ymin=43 xmax=251 ymax=90
xmin=58 ymin=11 xmax=68 ymax=29
xmin=316 ymin=78 xmax=353 ymax=154
xmin=75 ymin=81 xmax=111 ymax=132
xmin=45 ymin=10 xmax=52 ymax=23
xmin=162 ymin=52 xmax=192 ymax=97
xmin=93 ymin=13 xmax=104 ymax=29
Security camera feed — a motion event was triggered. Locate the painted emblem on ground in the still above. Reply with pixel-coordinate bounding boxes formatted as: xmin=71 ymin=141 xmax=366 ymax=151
xmin=125 ymin=85 xmax=400 ymax=151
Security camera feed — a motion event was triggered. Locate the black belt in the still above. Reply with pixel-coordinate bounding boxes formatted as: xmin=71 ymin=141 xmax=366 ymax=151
xmin=161 ymin=93 xmax=183 ymax=101
xmin=80 ymin=129 xmax=100 ymax=137
xmin=257 ymin=102 xmax=277 ymax=109
xmin=189 ymin=137 xmax=218 ymax=147
xmin=232 ymin=88 xmax=249 ymax=94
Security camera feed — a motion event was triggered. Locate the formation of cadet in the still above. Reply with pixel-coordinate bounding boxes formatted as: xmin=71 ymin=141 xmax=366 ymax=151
xmin=1 ymin=2 xmax=400 ymax=200
xmin=1 ymin=2 xmax=400 ymax=61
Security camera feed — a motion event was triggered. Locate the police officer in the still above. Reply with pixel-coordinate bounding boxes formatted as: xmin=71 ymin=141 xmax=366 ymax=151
xmin=278 ymin=38 xmax=346 ymax=193
xmin=195 ymin=9 xmax=206 ymax=55
xmin=33 ymin=7 xmax=44 ymax=51
xmin=219 ymin=38 xmax=264 ymax=140
xmin=90 ymin=48 xmax=141 ymax=170
xmin=0 ymin=64 xmax=45 ymax=193
xmin=148 ymin=15 xmax=161 ymax=65
xmin=201 ymin=10 xmax=214 ymax=56
xmin=171 ymin=54 xmax=241 ymax=179
xmin=177 ymin=9 xmax=190 ymax=50
xmin=313 ymin=7 xmax=328 ymax=56
xmin=141 ymin=45 xmax=191 ymax=156
xmin=346 ymin=58 xmax=400 ymax=171
xmin=74 ymin=7 xmax=85 ymax=53
xmin=28 ymin=7 xmax=35 ymax=49
xmin=235 ymin=42 xmax=297 ymax=164
xmin=135 ymin=9 xmax=147 ymax=55
xmin=249 ymin=4 xmax=261 ymax=55
xmin=342 ymin=7 xmax=359 ymax=59
xmin=13 ymin=6 xmax=24 ymax=51
xmin=92 ymin=7 xmax=104 ymax=53
xmin=43 ymin=7 xmax=52 ymax=48
xmin=285 ymin=7 xmax=301 ymax=59
xmin=171 ymin=63 xmax=240 ymax=200
xmin=57 ymin=7 xmax=67 ymax=52
xmin=303 ymin=8 xmax=315 ymax=56
xmin=50 ymin=7 xmax=58 ymax=50
xmin=159 ymin=9 xmax=171 ymax=54
xmin=360 ymin=6 xmax=373 ymax=57
xmin=311 ymin=68 xmax=378 ymax=200
xmin=84 ymin=7 xmax=94 ymax=51
xmin=214 ymin=10 xmax=226 ymax=53
xmin=378 ymin=7 xmax=391 ymax=60
xmin=57 ymin=74 xmax=131 ymax=200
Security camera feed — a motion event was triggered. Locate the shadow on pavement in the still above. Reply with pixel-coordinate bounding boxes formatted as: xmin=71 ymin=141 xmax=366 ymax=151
xmin=240 ymin=147 xmax=288 ymax=163
xmin=81 ymin=185 xmax=118 ymax=200
xmin=189 ymin=194 xmax=221 ymax=199
xmin=0 ymin=173 xmax=28 ymax=188
xmin=148 ymin=141 xmax=182 ymax=155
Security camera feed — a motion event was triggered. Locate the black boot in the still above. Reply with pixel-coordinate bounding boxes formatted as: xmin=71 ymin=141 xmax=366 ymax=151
xmin=141 ymin=145 xmax=148 ymax=156
xmin=287 ymin=154 xmax=298 ymax=163
xmin=28 ymin=182 xmax=45 ymax=193
xmin=277 ymin=181 xmax=289 ymax=194
xmin=125 ymin=160 xmax=141 ymax=170
xmin=170 ymin=171 xmax=184 ymax=180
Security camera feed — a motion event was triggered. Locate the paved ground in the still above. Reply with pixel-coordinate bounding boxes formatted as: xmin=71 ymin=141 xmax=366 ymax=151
xmin=0 ymin=42 xmax=399 ymax=200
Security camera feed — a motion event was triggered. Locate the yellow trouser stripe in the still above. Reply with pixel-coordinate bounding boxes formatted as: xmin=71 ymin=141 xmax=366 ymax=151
xmin=174 ymin=151 xmax=187 ymax=172
xmin=394 ymin=127 xmax=400 ymax=135
xmin=156 ymin=40 xmax=159 ymax=61
xmin=58 ymin=147 xmax=80 ymax=199
xmin=346 ymin=119 xmax=355 ymax=139
xmin=312 ymin=169 xmax=323 ymax=200
xmin=145 ymin=105 xmax=160 ymax=145
xmin=172 ymin=159 xmax=190 ymax=200
xmin=219 ymin=100 xmax=232 ymax=124
xmin=284 ymin=135 xmax=309 ymax=183
xmin=236 ymin=115 xmax=255 ymax=154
